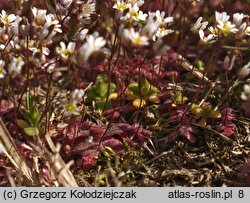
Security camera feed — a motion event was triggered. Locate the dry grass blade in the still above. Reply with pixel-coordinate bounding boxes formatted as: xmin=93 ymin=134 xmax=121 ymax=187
xmin=0 ymin=117 xmax=34 ymax=185
xmin=44 ymin=133 xmax=78 ymax=187
xmin=177 ymin=55 xmax=211 ymax=83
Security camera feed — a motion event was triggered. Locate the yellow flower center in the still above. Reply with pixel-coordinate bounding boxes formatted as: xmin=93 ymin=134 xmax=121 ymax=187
xmin=117 ymin=3 xmax=127 ymax=10
xmin=133 ymin=36 xmax=143 ymax=45
xmin=65 ymin=103 xmax=76 ymax=112
xmin=222 ymin=23 xmax=232 ymax=33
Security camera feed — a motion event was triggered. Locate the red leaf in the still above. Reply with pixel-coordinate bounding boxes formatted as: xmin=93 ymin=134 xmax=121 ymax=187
xmin=81 ymin=150 xmax=99 ymax=170
xmin=102 ymin=138 xmax=124 ymax=154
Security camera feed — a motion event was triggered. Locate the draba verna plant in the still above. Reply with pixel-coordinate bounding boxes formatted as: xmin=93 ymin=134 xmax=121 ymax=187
xmin=0 ymin=0 xmax=249 ymax=187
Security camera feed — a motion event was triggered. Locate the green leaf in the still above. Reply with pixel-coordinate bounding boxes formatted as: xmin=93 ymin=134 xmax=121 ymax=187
xmin=98 ymin=82 xmax=108 ymax=98
xmin=16 ymin=119 xmax=30 ymax=128
xmin=110 ymin=83 xmax=116 ymax=93
xmin=171 ymin=91 xmax=187 ymax=103
xmin=26 ymin=92 xmax=31 ymax=111
xmin=128 ymin=82 xmax=140 ymax=96
xmin=149 ymin=86 xmax=159 ymax=95
xmin=31 ymin=107 xmax=40 ymax=126
xmin=24 ymin=127 xmax=39 ymax=136
xmin=228 ymin=79 xmax=241 ymax=93
xmin=140 ymin=75 xmax=150 ymax=96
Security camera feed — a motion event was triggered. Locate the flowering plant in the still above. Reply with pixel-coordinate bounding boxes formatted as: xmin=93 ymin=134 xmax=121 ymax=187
xmin=0 ymin=0 xmax=249 ymax=187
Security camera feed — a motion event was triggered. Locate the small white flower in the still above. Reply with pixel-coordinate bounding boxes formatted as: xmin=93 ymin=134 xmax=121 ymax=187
xmin=74 ymin=28 xmax=89 ymax=41
xmin=223 ymin=55 xmax=236 ymax=71
xmin=215 ymin=11 xmax=238 ymax=34
xmin=217 ymin=20 xmax=238 ymax=34
xmin=154 ymin=10 xmax=174 ymax=26
xmin=71 ymin=89 xmax=85 ymax=103
xmin=233 ymin=13 xmax=245 ymax=27
xmin=28 ymin=41 xmax=50 ymax=56
xmin=142 ymin=14 xmax=159 ymax=37
xmin=9 ymin=56 xmax=25 ymax=74
xmin=233 ymin=13 xmax=250 ymax=38
xmin=128 ymin=0 xmax=144 ymax=7
xmin=56 ymin=41 xmax=76 ymax=61
xmin=215 ymin=11 xmax=230 ymax=24
xmin=0 ymin=10 xmax=21 ymax=27
xmin=153 ymin=27 xmax=174 ymax=41
xmin=63 ymin=102 xmax=80 ymax=116
xmin=44 ymin=15 xmax=62 ymax=34
xmin=191 ymin=17 xmax=208 ymax=32
xmin=199 ymin=30 xmax=217 ymax=44
xmin=79 ymin=32 xmax=106 ymax=63
xmin=0 ymin=60 xmax=6 ymax=78
xmin=208 ymin=26 xmax=219 ymax=36
xmin=32 ymin=9 xmax=62 ymax=43
xmin=113 ymin=1 xmax=129 ymax=12
xmin=122 ymin=28 xmax=149 ymax=46
xmin=79 ymin=0 xmax=96 ymax=23
xmin=31 ymin=7 xmax=47 ymax=26
xmin=241 ymin=83 xmax=250 ymax=101
xmin=59 ymin=0 xmax=73 ymax=8
xmin=238 ymin=61 xmax=250 ymax=79
xmin=121 ymin=3 xmax=147 ymax=22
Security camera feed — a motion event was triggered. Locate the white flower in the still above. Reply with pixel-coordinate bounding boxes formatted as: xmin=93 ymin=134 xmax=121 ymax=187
xmin=9 ymin=56 xmax=25 ymax=74
xmin=217 ymin=20 xmax=238 ymax=34
xmin=215 ymin=11 xmax=230 ymax=24
xmin=208 ymin=26 xmax=219 ymax=36
xmin=0 ymin=10 xmax=21 ymax=35
xmin=28 ymin=41 xmax=50 ymax=56
xmin=128 ymin=0 xmax=144 ymax=7
xmin=113 ymin=1 xmax=129 ymax=12
xmin=241 ymin=83 xmax=250 ymax=101
xmin=0 ymin=60 xmax=6 ymax=78
xmin=10 ymin=36 xmax=22 ymax=50
xmin=223 ymin=55 xmax=236 ymax=71
xmin=56 ymin=41 xmax=76 ymax=61
xmin=74 ymin=28 xmax=89 ymax=41
xmin=31 ymin=7 xmax=47 ymax=26
xmin=142 ymin=12 xmax=161 ymax=37
xmin=154 ymin=10 xmax=174 ymax=26
xmin=63 ymin=102 xmax=80 ymax=116
xmin=191 ymin=17 xmax=208 ymax=32
xmin=199 ymin=30 xmax=217 ymax=44
xmin=121 ymin=3 xmax=147 ymax=22
xmin=233 ymin=13 xmax=250 ymax=38
xmin=153 ymin=27 xmax=174 ymax=41
xmin=122 ymin=28 xmax=149 ymax=46
xmin=71 ymin=89 xmax=85 ymax=103
xmin=59 ymin=0 xmax=73 ymax=8
xmin=233 ymin=13 xmax=245 ymax=27
xmin=215 ymin=11 xmax=238 ymax=34
xmin=79 ymin=32 xmax=106 ymax=63
xmin=0 ymin=10 xmax=21 ymax=27
xmin=79 ymin=0 xmax=95 ymax=23
xmin=32 ymin=8 xmax=62 ymax=42
xmin=44 ymin=15 xmax=62 ymax=34
xmin=238 ymin=61 xmax=250 ymax=79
